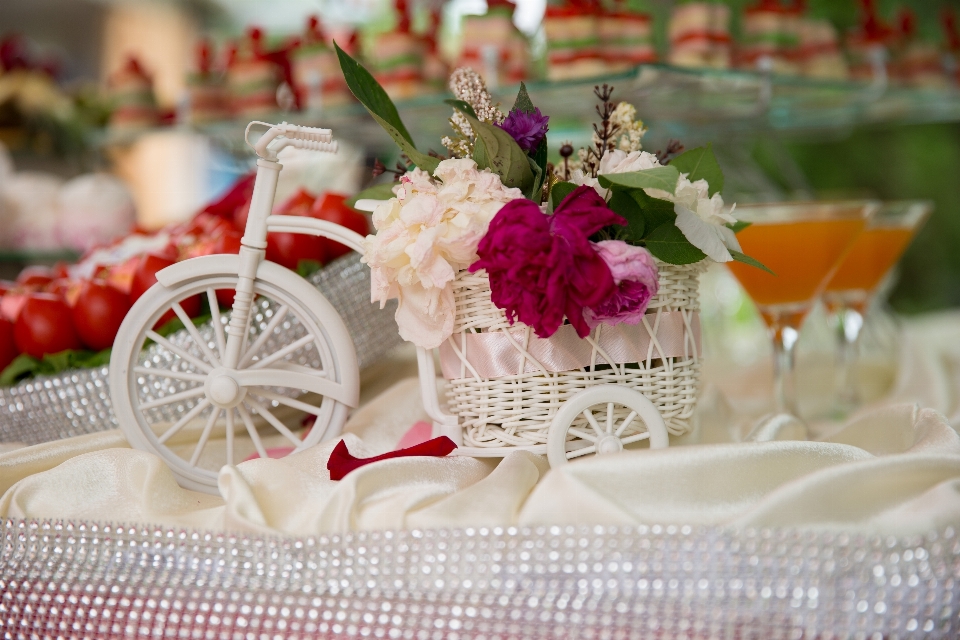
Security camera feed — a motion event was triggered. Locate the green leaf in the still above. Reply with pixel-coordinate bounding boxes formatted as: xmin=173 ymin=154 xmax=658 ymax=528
xmin=530 ymin=137 xmax=548 ymax=194
xmin=449 ymin=103 xmax=533 ymax=191
xmin=550 ymin=181 xmax=577 ymax=209
xmin=335 ymin=43 xmax=439 ymax=173
xmin=644 ymin=222 xmax=707 ymax=265
xmin=670 ymin=143 xmax=724 ymax=196
xmin=511 ymin=82 xmax=536 ymax=115
xmin=0 ymin=348 xmax=114 ymax=387
xmin=0 ymin=354 xmax=42 ymax=386
xmin=727 ymin=220 xmax=751 ymax=233
xmin=525 ymin=156 xmax=543 ymax=201
xmin=296 ymin=259 xmax=324 ymax=278
xmin=347 ymin=182 xmax=396 ymax=209
xmin=631 ymin=189 xmax=677 ymax=234
xmin=607 ymin=191 xmax=645 ymax=241
xmin=443 ymin=99 xmax=477 ymax=119
xmin=730 ymin=250 xmax=775 ymax=275
xmin=598 ymin=166 xmax=680 ymax=194
xmin=368 ymin=113 xmax=440 ymax=174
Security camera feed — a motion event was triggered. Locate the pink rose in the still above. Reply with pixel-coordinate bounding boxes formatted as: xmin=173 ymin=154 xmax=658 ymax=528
xmin=585 ymin=240 xmax=659 ymax=328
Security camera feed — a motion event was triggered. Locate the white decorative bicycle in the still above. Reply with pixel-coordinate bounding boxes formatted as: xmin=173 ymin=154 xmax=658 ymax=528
xmin=111 ymin=121 xmax=671 ymax=494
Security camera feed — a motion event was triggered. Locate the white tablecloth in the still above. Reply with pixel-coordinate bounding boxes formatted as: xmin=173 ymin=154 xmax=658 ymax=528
xmin=1 ymin=312 xmax=958 ymax=537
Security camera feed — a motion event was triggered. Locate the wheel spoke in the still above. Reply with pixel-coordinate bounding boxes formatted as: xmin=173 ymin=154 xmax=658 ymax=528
xmin=207 ymin=288 xmax=226 ymax=358
xmin=245 ymin=397 xmax=304 ymax=447
xmin=606 ymin=402 xmax=614 ymax=435
xmin=157 ymin=398 xmax=211 ymax=445
xmin=139 ymin=386 xmax=206 ymax=411
xmin=238 ymin=304 xmax=290 ymax=367
xmin=566 ymin=445 xmax=596 ymax=460
xmin=614 ymin=411 xmax=639 ymax=437
xmin=237 ymin=404 xmax=268 ymax=461
xmin=134 ymin=367 xmax=207 ymax=383
xmin=248 ymin=334 xmax=315 ymax=370
xmin=249 ymin=388 xmax=325 ymax=416
xmin=171 ymin=302 xmax=221 ymax=368
xmin=620 ymin=432 xmax=650 ymax=446
xmin=566 ymin=427 xmax=597 ymax=443
xmin=146 ymin=330 xmax=213 ymax=373
xmin=582 ymin=409 xmax=605 ymax=439
xmin=189 ymin=407 xmax=221 ymax=467
xmin=225 ymin=409 xmax=235 ymax=466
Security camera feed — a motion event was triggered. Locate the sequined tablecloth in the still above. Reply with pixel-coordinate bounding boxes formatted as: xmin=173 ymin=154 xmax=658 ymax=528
xmin=0 ymin=254 xmax=402 ymax=446
xmin=1 ymin=519 xmax=957 ymax=639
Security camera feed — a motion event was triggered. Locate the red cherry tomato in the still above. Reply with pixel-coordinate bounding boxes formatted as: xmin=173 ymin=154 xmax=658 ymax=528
xmin=213 ymin=230 xmax=243 ymax=307
xmin=16 ymin=265 xmax=56 ymax=288
xmin=0 ymin=317 xmax=17 ymax=371
xmin=311 ymin=193 xmax=369 ymax=260
xmin=275 ymin=187 xmax=316 ymax=217
xmin=130 ymin=253 xmax=201 ymax=326
xmin=71 ymin=280 xmax=132 ymax=351
xmin=14 ymin=292 xmax=83 ymax=358
xmin=265 ymin=232 xmax=326 ymax=271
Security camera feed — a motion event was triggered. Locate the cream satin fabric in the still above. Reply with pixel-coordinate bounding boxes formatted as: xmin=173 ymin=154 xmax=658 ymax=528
xmin=0 ymin=312 xmax=959 ymax=537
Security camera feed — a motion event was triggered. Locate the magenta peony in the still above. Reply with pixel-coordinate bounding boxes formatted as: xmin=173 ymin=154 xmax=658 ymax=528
xmin=470 ymin=186 xmax=625 ymax=338
xmin=585 ymin=240 xmax=660 ymax=328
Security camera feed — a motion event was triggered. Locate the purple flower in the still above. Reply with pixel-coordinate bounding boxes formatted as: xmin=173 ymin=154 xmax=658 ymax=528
xmin=498 ymin=107 xmax=549 ymax=152
xmin=470 ymin=186 xmax=625 ymax=338
xmin=585 ymin=240 xmax=660 ymax=328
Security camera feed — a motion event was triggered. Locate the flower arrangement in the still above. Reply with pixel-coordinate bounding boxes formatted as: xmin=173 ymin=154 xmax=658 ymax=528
xmin=337 ymin=45 xmax=766 ymax=349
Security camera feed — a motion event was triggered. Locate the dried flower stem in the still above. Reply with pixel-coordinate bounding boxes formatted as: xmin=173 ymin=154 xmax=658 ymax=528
xmin=656 ymin=140 xmax=685 ymax=165
xmin=584 ymin=84 xmax=620 ymax=178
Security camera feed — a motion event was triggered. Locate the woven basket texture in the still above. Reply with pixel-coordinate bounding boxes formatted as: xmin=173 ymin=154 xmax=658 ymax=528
xmin=445 ymin=260 xmax=706 ymax=448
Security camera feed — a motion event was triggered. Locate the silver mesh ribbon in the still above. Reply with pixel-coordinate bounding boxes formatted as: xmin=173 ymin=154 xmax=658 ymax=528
xmin=0 ymin=519 xmax=956 ymax=639
xmin=0 ymin=254 xmax=402 ymax=445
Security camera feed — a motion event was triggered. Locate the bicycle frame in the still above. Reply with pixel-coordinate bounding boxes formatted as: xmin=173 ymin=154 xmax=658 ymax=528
xmin=220 ymin=122 xmax=366 ymax=371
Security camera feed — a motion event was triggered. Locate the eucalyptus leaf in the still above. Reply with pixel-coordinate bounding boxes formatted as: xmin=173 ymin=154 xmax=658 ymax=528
xmin=550 ymin=181 xmax=577 ymax=209
xmin=335 ymin=43 xmax=439 ymax=173
xmin=644 ymin=222 xmax=707 ymax=265
xmin=449 ymin=103 xmax=533 ymax=191
xmin=670 ymin=143 xmax=724 ymax=196
xmin=443 ymin=98 xmax=477 ymax=119
xmin=727 ymin=220 xmax=751 ymax=233
xmin=631 ymin=189 xmax=677 ymax=233
xmin=730 ymin=250 xmax=775 ymax=275
xmin=347 ymin=182 xmax=396 ymax=209
xmin=511 ymin=82 xmax=536 ymax=115
xmin=598 ymin=166 xmax=680 ymax=194
xmin=608 ymin=191 xmax=645 ymax=241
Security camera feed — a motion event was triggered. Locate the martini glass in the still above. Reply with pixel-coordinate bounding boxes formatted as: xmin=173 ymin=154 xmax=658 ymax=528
xmin=726 ymin=201 xmax=876 ymax=416
xmin=822 ymin=200 xmax=931 ymax=413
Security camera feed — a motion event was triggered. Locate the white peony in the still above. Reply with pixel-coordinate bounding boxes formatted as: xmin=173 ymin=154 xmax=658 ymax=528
xmin=362 ymin=158 xmax=523 ymax=349
xmin=649 ymin=174 xmax=740 ymax=263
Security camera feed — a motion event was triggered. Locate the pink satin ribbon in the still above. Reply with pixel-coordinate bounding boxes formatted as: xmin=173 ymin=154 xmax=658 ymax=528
xmin=439 ymin=311 xmax=701 ymax=380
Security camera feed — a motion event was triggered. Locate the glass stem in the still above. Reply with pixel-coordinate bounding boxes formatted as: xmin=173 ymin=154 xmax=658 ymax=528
xmin=772 ymin=325 xmax=800 ymax=416
xmin=836 ymin=307 xmax=864 ymax=411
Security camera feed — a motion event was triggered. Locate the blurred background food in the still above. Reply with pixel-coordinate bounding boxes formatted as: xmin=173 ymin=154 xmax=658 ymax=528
xmin=1 ymin=0 xmax=959 ymax=395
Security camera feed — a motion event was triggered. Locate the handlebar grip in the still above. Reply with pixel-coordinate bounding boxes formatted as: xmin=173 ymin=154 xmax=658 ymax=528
xmin=281 ymin=124 xmax=333 ymax=142
xmin=289 ymin=139 xmax=339 ymax=153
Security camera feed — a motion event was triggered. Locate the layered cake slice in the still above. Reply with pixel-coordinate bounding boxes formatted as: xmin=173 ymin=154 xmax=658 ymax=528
xmin=458 ymin=0 xmax=529 ymax=87
xmin=668 ymin=1 xmax=732 ymax=69
xmin=109 ymin=56 xmax=160 ymax=131
xmin=227 ymin=28 xmax=281 ymax=118
xmin=363 ymin=0 xmax=424 ymax=100
xmin=186 ymin=39 xmax=228 ymax=124
xmin=291 ymin=16 xmax=351 ymax=109
xmin=543 ymin=1 xmax=606 ymax=81
xmin=599 ymin=1 xmax=656 ymax=72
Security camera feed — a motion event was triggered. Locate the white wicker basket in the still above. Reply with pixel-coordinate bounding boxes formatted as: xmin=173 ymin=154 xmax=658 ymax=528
xmin=440 ymin=260 xmax=706 ymax=449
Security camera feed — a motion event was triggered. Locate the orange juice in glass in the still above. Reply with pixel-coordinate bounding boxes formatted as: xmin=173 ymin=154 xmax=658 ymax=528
xmin=726 ymin=201 xmax=876 ymax=415
xmin=822 ymin=201 xmax=931 ymax=411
